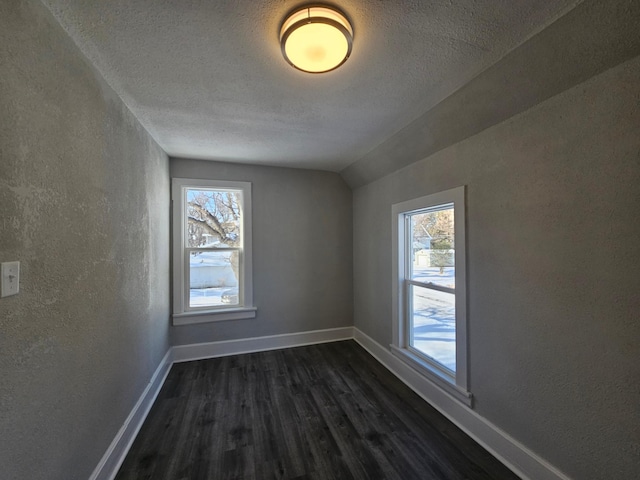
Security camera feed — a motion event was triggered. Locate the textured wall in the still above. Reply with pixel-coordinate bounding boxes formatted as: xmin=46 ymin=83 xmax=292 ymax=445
xmin=0 ymin=1 xmax=170 ymax=479
xmin=342 ymin=0 xmax=640 ymax=189
xmin=169 ymin=159 xmax=353 ymax=346
xmin=352 ymin=56 xmax=640 ymax=479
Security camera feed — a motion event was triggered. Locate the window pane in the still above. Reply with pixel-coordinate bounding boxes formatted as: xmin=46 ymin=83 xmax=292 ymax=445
xmin=410 ymin=283 xmax=456 ymax=372
xmin=189 ymin=251 xmax=239 ymax=308
xmin=186 ymin=189 xmax=242 ymax=248
xmin=409 ymin=208 xmax=455 ymax=289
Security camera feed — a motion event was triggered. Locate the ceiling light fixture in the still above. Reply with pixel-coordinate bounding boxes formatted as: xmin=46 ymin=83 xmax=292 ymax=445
xmin=280 ymin=5 xmax=353 ymax=74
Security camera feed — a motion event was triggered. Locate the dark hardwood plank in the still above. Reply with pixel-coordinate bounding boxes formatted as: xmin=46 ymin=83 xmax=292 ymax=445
xmin=115 ymin=341 xmax=520 ymax=480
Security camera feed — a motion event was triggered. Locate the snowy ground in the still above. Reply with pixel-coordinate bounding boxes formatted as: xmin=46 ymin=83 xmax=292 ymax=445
xmin=190 ymin=287 xmax=238 ymax=307
xmin=410 ymin=266 xmax=456 ymax=372
xmin=189 ymin=251 xmax=238 ymax=307
xmin=412 ymin=265 xmax=455 ymax=288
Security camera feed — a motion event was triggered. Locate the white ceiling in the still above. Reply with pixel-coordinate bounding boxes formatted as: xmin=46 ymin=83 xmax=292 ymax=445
xmin=41 ymin=0 xmax=581 ymax=171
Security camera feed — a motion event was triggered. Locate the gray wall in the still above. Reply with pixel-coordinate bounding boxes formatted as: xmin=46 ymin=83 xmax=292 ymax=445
xmin=341 ymin=0 xmax=640 ymax=189
xmin=2 ymin=1 xmax=636 ymax=479
xmin=170 ymin=159 xmax=353 ymax=346
xmin=0 ymin=1 xmax=170 ymax=479
xmin=352 ymin=56 xmax=640 ymax=480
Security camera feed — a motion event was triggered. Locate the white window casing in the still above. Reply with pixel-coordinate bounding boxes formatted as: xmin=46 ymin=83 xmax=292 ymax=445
xmin=391 ymin=186 xmax=472 ymax=406
xmin=171 ymin=178 xmax=256 ymax=325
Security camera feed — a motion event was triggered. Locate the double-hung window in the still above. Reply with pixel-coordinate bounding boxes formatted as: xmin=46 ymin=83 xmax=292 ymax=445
xmin=392 ymin=186 xmax=472 ymax=405
xmin=172 ymin=178 xmax=256 ymax=325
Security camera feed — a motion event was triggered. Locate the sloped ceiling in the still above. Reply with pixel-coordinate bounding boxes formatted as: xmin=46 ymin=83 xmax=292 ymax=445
xmin=41 ymin=0 xmax=581 ymax=171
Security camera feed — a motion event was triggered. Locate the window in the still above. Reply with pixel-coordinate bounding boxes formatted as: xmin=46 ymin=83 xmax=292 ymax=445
xmin=391 ymin=186 xmax=471 ymax=405
xmin=172 ymin=178 xmax=256 ymax=325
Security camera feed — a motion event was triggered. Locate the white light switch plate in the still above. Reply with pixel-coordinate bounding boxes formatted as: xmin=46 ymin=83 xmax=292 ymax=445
xmin=1 ymin=261 xmax=20 ymax=297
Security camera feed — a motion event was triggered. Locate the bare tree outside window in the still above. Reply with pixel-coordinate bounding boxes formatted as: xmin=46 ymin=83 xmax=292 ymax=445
xmin=186 ymin=189 xmax=244 ymax=307
xmin=412 ymin=208 xmax=454 ymax=275
xmin=407 ymin=207 xmax=456 ymax=370
xmin=187 ymin=190 xmax=242 ymax=248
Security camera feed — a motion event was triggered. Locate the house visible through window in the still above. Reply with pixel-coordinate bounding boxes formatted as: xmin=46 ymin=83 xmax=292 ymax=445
xmin=407 ymin=205 xmax=456 ymax=372
xmin=172 ymin=178 xmax=256 ymax=325
xmin=392 ymin=186 xmax=471 ymax=405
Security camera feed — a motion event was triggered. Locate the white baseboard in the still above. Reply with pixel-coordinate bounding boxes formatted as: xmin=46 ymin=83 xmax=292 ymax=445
xmin=353 ymin=328 xmax=571 ymax=480
xmin=89 ymin=349 xmax=173 ymax=480
xmin=89 ymin=326 xmax=353 ymax=480
xmin=91 ymin=326 xmax=569 ymax=480
xmin=171 ymin=326 xmax=355 ymax=363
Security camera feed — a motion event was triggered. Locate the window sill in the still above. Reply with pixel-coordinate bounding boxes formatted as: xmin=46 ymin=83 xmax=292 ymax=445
xmin=172 ymin=307 xmax=257 ymax=326
xmin=390 ymin=345 xmax=473 ymax=407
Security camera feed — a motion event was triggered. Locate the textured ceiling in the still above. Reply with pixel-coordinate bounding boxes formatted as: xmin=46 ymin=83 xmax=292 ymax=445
xmin=40 ymin=0 xmax=581 ymax=171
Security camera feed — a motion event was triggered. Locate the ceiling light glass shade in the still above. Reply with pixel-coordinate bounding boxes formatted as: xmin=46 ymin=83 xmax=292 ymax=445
xmin=280 ymin=6 xmax=353 ymax=73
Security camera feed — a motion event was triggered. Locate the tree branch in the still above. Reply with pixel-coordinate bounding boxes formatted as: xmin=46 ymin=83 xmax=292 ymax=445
xmin=188 ymin=202 xmax=238 ymax=246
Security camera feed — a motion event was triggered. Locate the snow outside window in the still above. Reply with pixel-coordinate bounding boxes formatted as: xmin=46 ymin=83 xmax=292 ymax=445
xmin=391 ymin=186 xmax=472 ymax=406
xmin=172 ymin=178 xmax=256 ymax=325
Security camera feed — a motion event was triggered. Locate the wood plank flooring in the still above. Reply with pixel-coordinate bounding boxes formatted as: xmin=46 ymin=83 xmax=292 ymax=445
xmin=115 ymin=340 xmax=519 ymax=480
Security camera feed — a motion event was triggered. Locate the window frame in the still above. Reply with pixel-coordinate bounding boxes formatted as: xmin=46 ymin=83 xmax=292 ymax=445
xmin=391 ymin=186 xmax=472 ymax=406
xmin=171 ymin=178 xmax=256 ymax=326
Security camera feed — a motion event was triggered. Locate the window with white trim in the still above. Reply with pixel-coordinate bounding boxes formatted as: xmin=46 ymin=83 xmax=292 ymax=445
xmin=392 ymin=186 xmax=472 ymax=406
xmin=172 ymin=178 xmax=256 ymax=325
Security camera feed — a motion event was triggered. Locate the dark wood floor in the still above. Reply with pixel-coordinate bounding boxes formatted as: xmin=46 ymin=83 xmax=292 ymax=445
xmin=115 ymin=340 xmax=519 ymax=480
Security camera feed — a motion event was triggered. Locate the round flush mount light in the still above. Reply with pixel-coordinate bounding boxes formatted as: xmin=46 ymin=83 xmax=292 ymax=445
xmin=280 ymin=5 xmax=353 ymax=74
